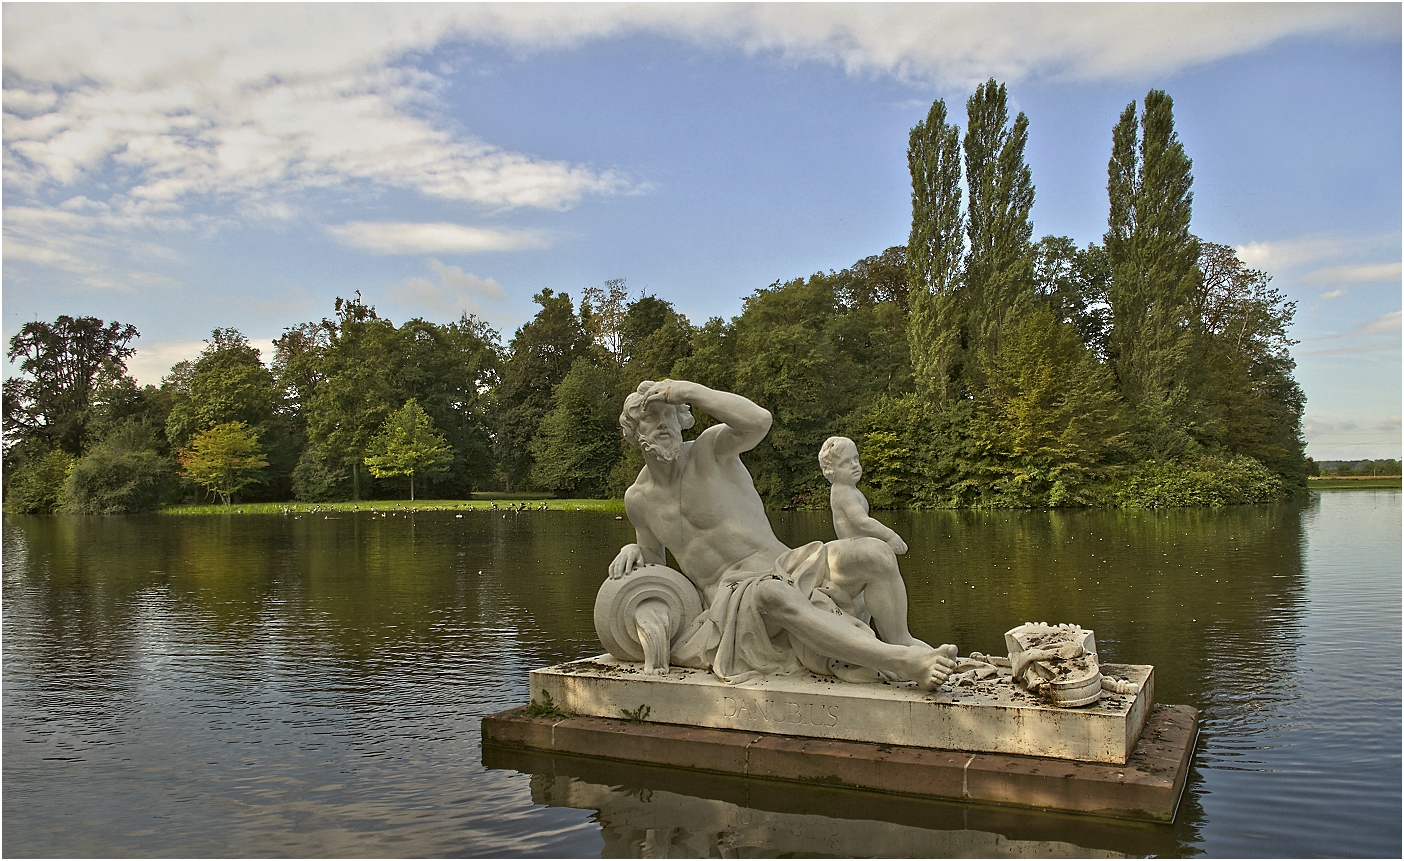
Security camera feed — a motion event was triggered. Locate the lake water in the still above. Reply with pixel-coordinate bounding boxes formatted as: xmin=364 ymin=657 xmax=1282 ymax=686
xmin=4 ymin=490 xmax=1399 ymax=857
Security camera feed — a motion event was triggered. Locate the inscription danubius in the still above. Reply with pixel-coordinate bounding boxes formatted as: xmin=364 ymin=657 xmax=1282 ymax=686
xmin=722 ymin=696 xmax=839 ymax=727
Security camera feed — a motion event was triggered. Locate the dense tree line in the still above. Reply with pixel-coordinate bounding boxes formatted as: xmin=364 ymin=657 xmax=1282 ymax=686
xmin=4 ymin=82 xmax=1310 ymax=513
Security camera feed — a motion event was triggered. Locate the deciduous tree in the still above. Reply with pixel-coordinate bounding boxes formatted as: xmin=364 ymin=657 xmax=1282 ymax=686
xmin=363 ymin=399 xmax=453 ymax=500
xmin=494 ymin=289 xmax=592 ymax=490
xmin=530 ymin=359 xmax=621 ymax=497
xmin=4 ymin=316 xmax=139 ymax=456
xmin=179 ymin=422 xmax=269 ymax=508
xmin=67 ymin=422 xmax=178 ymax=513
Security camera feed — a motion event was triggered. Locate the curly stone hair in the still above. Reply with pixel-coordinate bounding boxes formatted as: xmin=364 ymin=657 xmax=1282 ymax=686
xmin=818 ymin=435 xmax=858 ymax=472
xmin=619 ymin=381 xmax=695 ymax=449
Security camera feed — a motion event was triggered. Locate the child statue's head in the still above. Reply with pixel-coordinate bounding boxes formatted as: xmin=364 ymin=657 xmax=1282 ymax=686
xmin=819 ymin=436 xmax=862 ymax=485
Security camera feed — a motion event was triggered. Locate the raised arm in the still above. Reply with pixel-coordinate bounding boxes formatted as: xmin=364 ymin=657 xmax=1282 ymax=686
xmin=641 ymin=379 xmax=771 ymax=457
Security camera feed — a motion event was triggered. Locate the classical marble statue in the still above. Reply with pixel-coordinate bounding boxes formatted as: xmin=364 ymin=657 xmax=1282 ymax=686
xmin=820 ymin=436 xmax=907 ymax=555
xmin=603 ymin=379 xmax=957 ymax=689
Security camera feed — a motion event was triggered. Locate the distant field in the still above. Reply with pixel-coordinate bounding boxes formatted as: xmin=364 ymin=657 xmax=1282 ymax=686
xmin=1308 ymin=477 xmax=1402 ymax=490
xmin=159 ymin=497 xmax=626 ymax=516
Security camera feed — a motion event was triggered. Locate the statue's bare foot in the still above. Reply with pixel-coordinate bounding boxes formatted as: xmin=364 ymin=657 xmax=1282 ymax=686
xmin=891 ymin=634 xmax=933 ymax=650
xmin=904 ymin=643 xmax=958 ymax=691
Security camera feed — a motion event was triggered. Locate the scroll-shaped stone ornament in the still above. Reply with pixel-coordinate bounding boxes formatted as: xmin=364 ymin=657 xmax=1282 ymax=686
xmin=594 ymin=565 xmax=704 ymax=675
xmin=1005 ymin=622 xmax=1104 ymax=707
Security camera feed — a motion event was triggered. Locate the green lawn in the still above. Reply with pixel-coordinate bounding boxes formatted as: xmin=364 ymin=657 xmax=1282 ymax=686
xmin=159 ymin=497 xmax=626 ymax=515
xmin=1308 ymin=476 xmax=1402 ymax=490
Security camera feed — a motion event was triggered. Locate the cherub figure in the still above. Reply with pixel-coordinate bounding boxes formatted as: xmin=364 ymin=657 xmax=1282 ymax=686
xmin=819 ymin=436 xmax=907 ymax=555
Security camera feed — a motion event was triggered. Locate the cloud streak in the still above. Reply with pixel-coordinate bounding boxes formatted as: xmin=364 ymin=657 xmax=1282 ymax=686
xmin=389 ymin=258 xmax=508 ymax=319
xmin=326 ymin=221 xmax=547 ymax=255
xmin=1305 ymin=262 xmax=1402 ymax=285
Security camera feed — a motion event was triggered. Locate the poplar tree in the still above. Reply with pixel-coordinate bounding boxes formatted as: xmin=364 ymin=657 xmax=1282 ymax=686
xmin=1105 ymin=90 xmax=1204 ymax=458
xmin=906 ymin=98 xmax=965 ymax=407
xmin=963 ymin=79 xmax=1036 ymax=374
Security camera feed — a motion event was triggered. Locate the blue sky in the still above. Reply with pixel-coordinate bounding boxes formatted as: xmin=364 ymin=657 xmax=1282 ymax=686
xmin=3 ymin=3 xmax=1399 ymax=459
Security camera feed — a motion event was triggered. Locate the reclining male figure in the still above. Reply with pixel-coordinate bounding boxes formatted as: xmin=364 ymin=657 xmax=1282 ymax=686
xmin=608 ymin=379 xmax=957 ymax=690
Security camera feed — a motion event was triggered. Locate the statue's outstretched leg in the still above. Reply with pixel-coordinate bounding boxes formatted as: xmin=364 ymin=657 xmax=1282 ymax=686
xmin=752 ymin=578 xmax=956 ymax=690
xmin=826 ymin=537 xmax=931 ymax=649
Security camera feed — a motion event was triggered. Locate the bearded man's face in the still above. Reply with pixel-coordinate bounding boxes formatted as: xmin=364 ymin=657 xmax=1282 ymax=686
xmin=637 ymin=403 xmax=683 ymax=463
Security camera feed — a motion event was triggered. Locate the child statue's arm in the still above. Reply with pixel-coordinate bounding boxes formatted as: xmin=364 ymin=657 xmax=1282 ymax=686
xmin=831 ymin=485 xmax=907 ymax=554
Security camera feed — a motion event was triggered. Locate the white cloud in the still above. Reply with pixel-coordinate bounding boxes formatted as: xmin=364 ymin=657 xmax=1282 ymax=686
xmin=389 ymin=258 xmax=508 ymax=318
xmin=1303 ymin=412 xmax=1402 ymax=460
xmin=1319 ymin=287 xmax=1347 ymax=301
xmin=125 ymin=339 xmax=203 ymax=386
xmin=2 ymin=4 xmax=631 ymax=250
xmin=3 ymin=203 xmax=185 ymax=291
xmin=1306 ymin=262 xmax=1402 ymax=285
xmin=4 ymin=3 xmax=1392 ymax=293
xmin=126 ymin=336 xmax=278 ymax=387
xmin=327 ymin=221 xmax=547 ymax=255
xmin=1235 ymin=233 xmax=1395 ymax=273
xmin=1297 ymin=311 xmax=1402 ymax=356
xmin=1304 ymin=419 xmax=1360 ymax=436
xmin=5 ymin=3 xmax=1388 ymax=210
xmin=1352 ymin=310 xmax=1403 ymax=337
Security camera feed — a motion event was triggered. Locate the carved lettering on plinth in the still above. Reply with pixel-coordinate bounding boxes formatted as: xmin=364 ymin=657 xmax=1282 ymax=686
xmin=722 ymin=695 xmax=839 ymax=727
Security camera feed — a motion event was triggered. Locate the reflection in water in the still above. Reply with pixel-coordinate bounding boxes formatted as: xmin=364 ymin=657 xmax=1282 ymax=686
xmin=486 ymin=745 xmax=1165 ymax=858
xmin=4 ymin=493 xmax=1399 ymax=857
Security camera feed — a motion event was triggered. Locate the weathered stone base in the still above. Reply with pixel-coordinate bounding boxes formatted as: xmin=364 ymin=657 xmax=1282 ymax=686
xmin=481 ymin=702 xmax=1197 ymax=823
xmin=531 ymin=655 xmax=1155 ymax=764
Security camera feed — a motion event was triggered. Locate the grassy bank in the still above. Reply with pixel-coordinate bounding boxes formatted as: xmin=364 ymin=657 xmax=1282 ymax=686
xmin=1308 ymin=476 xmax=1402 ymax=490
xmin=159 ymin=497 xmax=626 ymax=516
xmin=146 ymin=477 xmax=1401 ymax=515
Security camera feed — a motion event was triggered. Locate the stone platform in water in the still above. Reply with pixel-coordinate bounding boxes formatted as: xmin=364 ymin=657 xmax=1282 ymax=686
xmin=529 ymin=655 xmax=1156 ymax=765
xmin=481 ymin=699 xmax=1197 ymax=823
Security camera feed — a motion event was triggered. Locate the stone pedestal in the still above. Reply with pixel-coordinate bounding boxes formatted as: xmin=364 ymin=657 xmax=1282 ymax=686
xmin=481 ymin=701 xmax=1198 ymax=822
xmin=530 ymin=655 xmax=1155 ymax=765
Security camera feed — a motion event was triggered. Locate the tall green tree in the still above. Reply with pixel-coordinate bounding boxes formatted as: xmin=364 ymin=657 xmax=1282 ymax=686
xmin=968 ymin=307 xmax=1128 ymax=506
xmin=733 ymin=277 xmax=843 ymax=504
xmin=529 ymin=358 xmax=622 ymax=497
xmin=1033 ymin=236 xmax=1112 ymax=358
xmin=620 ymin=294 xmax=694 ymax=384
xmin=363 ymin=399 xmax=454 ymax=500
xmin=494 ymin=289 xmax=592 ymax=490
xmin=4 ymin=316 xmax=139 ymax=456
xmin=165 ymin=329 xmax=279 ymax=450
xmin=839 ymin=246 xmax=910 ymax=312
xmin=906 ymin=98 xmax=966 ymax=407
xmin=581 ymin=278 xmax=629 ymax=366
xmin=1196 ymin=241 xmax=1307 ymax=486
xmin=303 ymin=295 xmax=400 ymax=500
xmin=389 ymin=314 xmax=500 ymax=493
xmin=963 ymin=78 xmax=1036 ymax=374
xmin=1105 ymin=90 xmax=1205 ymax=459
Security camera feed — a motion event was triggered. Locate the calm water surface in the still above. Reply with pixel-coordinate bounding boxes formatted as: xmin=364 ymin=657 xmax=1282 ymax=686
xmin=4 ymin=491 xmax=1399 ymax=857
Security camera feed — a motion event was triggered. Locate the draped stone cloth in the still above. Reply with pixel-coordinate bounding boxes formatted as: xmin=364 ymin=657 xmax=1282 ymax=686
xmin=669 ymin=540 xmax=882 ymax=684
